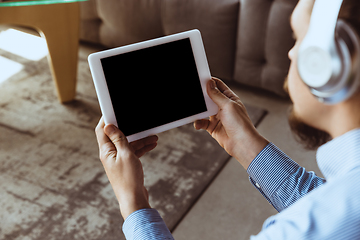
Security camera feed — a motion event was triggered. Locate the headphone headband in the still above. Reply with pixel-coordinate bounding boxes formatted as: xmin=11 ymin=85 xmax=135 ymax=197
xmin=301 ymin=0 xmax=343 ymax=50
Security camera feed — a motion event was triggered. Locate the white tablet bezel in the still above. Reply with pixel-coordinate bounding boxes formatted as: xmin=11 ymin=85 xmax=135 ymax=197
xmin=88 ymin=29 xmax=218 ymax=142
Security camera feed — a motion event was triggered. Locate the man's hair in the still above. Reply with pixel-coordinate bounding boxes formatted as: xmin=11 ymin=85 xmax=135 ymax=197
xmin=339 ymin=0 xmax=360 ymax=36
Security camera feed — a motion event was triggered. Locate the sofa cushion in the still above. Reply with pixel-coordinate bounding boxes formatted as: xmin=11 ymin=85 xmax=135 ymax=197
xmin=163 ymin=0 xmax=240 ymax=81
xmin=234 ymin=0 xmax=297 ymax=96
xmin=80 ymin=0 xmax=164 ymax=47
xmin=80 ymin=0 xmax=101 ymax=44
xmin=80 ymin=0 xmax=239 ymax=82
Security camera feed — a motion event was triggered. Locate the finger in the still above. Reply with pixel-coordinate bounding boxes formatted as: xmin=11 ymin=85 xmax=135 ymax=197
xmin=207 ymin=79 xmax=231 ymax=108
xmin=104 ymin=124 xmax=131 ymax=154
xmin=206 ymin=115 xmax=221 ymax=134
xmin=95 ymin=117 xmax=112 ymax=149
xmin=130 ymin=135 xmax=158 ymax=152
xmin=134 ymin=142 xmax=158 ymax=158
xmin=194 ymin=119 xmax=209 ymax=130
xmin=212 ymin=77 xmax=240 ymax=102
xmin=195 ymin=116 xmax=220 ymax=135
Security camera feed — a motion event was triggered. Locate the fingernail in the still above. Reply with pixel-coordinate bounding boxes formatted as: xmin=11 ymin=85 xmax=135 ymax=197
xmin=209 ymin=80 xmax=216 ymax=89
xmin=105 ymin=125 xmax=117 ymax=135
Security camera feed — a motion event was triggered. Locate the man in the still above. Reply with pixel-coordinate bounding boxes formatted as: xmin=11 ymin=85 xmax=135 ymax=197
xmin=95 ymin=0 xmax=360 ymax=239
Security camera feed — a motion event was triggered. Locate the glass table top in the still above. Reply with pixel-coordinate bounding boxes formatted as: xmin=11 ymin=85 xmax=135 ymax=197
xmin=0 ymin=0 xmax=87 ymax=7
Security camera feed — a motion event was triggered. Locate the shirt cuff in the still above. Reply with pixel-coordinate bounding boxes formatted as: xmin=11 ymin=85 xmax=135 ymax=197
xmin=123 ymin=208 xmax=174 ymax=240
xmin=247 ymin=143 xmax=301 ymax=200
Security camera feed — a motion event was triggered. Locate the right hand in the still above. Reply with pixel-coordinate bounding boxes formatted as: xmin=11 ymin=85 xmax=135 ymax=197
xmin=194 ymin=77 xmax=269 ymax=169
xmin=95 ymin=118 xmax=156 ymax=219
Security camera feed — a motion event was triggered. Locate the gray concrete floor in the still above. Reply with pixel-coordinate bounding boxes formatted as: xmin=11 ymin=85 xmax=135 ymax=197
xmin=172 ymin=83 xmax=322 ymax=239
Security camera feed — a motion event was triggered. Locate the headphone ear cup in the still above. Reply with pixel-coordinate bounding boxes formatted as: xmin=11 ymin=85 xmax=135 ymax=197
xmin=298 ymin=46 xmax=334 ymax=89
xmin=333 ymin=20 xmax=360 ymax=101
xmin=299 ymin=20 xmax=360 ymax=104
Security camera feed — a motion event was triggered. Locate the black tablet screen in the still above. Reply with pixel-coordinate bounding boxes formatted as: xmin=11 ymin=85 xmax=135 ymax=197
xmin=100 ymin=38 xmax=208 ymax=136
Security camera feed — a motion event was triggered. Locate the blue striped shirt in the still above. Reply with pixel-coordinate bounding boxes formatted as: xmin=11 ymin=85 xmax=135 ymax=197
xmin=123 ymin=128 xmax=360 ymax=239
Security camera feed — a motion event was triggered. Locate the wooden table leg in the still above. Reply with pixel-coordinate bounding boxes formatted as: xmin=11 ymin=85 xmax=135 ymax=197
xmin=0 ymin=2 xmax=80 ymax=103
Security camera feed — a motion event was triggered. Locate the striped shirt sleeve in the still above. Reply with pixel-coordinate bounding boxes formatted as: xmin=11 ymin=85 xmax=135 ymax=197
xmin=247 ymin=143 xmax=326 ymax=212
xmin=122 ymin=208 xmax=174 ymax=240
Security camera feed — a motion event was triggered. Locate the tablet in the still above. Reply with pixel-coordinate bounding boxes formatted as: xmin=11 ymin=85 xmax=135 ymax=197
xmin=88 ymin=29 xmax=218 ymax=142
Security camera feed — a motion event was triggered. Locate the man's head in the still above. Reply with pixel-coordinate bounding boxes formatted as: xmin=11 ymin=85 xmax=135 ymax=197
xmin=286 ymin=0 xmax=360 ymax=150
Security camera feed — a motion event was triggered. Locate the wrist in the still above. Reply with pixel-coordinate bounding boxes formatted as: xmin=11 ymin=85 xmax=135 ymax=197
xmin=233 ymin=132 xmax=269 ymax=170
xmin=119 ymin=191 xmax=151 ymax=220
xmin=120 ymin=202 xmax=151 ymax=220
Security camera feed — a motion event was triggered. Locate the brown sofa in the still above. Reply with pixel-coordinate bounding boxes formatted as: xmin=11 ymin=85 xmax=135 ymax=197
xmin=80 ymin=0 xmax=297 ymax=97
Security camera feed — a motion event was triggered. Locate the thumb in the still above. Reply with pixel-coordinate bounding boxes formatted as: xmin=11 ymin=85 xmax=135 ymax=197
xmin=104 ymin=124 xmax=130 ymax=152
xmin=207 ymin=79 xmax=229 ymax=107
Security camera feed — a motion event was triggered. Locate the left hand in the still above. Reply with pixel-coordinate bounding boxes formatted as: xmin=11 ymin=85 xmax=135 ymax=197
xmin=194 ymin=78 xmax=269 ymax=169
xmin=95 ymin=117 xmax=158 ymax=219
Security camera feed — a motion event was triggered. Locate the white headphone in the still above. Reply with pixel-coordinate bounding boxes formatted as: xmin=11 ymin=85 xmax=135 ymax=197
xmin=298 ymin=0 xmax=360 ymax=104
